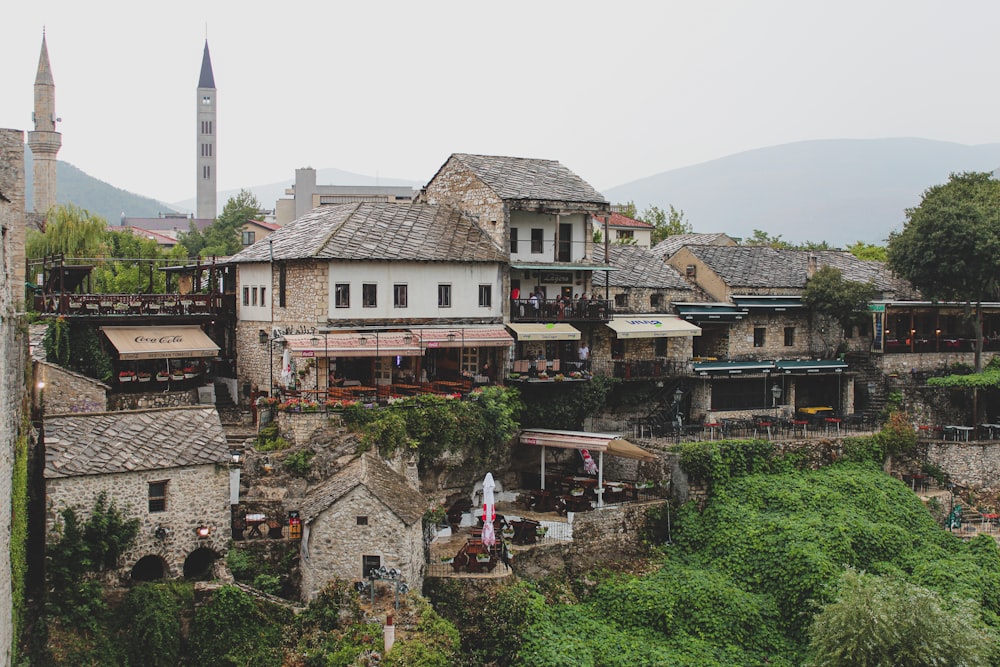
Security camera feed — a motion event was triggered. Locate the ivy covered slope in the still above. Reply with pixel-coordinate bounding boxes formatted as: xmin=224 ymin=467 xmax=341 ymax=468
xmin=513 ymin=446 xmax=1000 ymax=666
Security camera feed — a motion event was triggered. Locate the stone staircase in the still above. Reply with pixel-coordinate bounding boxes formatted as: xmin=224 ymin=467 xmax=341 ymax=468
xmin=845 ymin=351 xmax=887 ymax=423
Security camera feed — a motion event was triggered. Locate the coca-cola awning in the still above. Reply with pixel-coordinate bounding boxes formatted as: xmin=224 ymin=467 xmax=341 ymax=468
xmin=101 ymin=325 xmax=220 ymax=360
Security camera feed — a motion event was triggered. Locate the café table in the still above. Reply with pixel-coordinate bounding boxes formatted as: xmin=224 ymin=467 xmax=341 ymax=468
xmin=393 ymin=383 xmax=421 ymax=396
xmin=344 ymin=385 xmax=377 ymax=401
xmin=245 ymin=513 xmax=266 ymax=539
xmin=798 ymin=406 xmax=834 ymax=416
xmin=980 ymin=424 xmax=1000 ymax=440
xmin=703 ymin=422 xmax=722 ymax=440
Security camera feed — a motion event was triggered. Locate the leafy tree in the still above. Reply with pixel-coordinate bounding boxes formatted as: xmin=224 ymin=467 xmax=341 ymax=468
xmin=25 ymin=203 xmax=109 ymax=260
xmin=887 ymin=171 xmax=1000 ymax=372
xmin=846 ymin=240 xmax=887 ymax=261
xmin=742 ymin=229 xmax=792 ymax=248
xmin=181 ymin=188 xmax=261 ymax=257
xmin=807 ymin=569 xmax=996 ymax=667
xmin=117 ymin=583 xmax=189 ymax=667
xmin=43 ymin=319 xmax=114 ymax=381
xmin=190 ymin=585 xmax=290 ymax=666
xmin=802 ymin=265 xmax=877 ymax=356
xmin=613 ymin=202 xmax=693 ymax=244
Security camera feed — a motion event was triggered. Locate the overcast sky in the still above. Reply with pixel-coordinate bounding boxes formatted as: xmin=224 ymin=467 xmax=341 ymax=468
xmin=4 ymin=1 xmax=1000 ymax=206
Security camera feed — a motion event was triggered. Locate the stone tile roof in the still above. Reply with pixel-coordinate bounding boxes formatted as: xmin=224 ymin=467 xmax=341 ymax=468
xmin=44 ymin=406 xmax=229 ymax=479
xmin=651 ymin=233 xmax=734 ymax=260
xmin=684 ymin=245 xmax=918 ymax=296
xmin=444 ymin=153 xmax=608 ymax=204
xmin=299 ymin=454 xmax=424 ymax=526
xmin=229 ymin=203 xmax=505 ymax=264
xmin=592 ymin=245 xmax=691 ymax=290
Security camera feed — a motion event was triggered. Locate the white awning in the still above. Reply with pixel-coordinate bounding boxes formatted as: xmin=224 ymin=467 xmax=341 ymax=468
xmin=519 ymin=428 xmax=655 ymax=462
xmin=101 ymin=325 xmax=220 ymax=360
xmin=605 ymin=315 xmax=702 ymax=339
xmin=506 ymin=323 xmax=581 ymax=341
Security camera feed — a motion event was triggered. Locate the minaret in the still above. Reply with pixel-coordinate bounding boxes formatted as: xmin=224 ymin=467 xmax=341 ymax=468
xmin=196 ymin=40 xmax=217 ymax=220
xmin=27 ymin=32 xmax=61 ymax=216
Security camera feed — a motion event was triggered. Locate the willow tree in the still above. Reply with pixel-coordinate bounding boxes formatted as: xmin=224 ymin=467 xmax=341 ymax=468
xmin=887 ymin=172 xmax=1000 ymax=373
xmin=25 ymin=204 xmax=109 ymax=261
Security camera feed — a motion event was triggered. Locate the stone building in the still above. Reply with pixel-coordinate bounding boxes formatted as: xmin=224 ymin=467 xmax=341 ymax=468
xmin=230 ymin=202 xmax=510 ymax=395
xmin=0 ymin=126 xmax=30 ymax=667
xmin=298 ymin=453 xmax=425 ymax=601
xmin=34 ymin=359 xmax=109 ymax=414
xmin=650 ymin=232 xmax=736 ymax=261
xmin=587 ymin=244 xmax=701 ymax=380
xmin=591 ymin=211 xmax=654 ymax=248
xmin=44 ymin=406 xmax=232 ymax=582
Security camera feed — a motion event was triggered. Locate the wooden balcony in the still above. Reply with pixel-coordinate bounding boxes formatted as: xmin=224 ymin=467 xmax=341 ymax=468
xmin=34 ymin=293 xmax=236 ymax=320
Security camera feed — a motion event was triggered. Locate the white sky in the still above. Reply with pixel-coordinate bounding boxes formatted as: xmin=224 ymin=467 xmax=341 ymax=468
xmin=3 ymin=0 xmax=999 ymax=205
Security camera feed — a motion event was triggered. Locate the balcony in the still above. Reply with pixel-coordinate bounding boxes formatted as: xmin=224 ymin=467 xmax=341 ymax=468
xmin=591 ymin=357 xmax=687 ymax=381
xmin=509 ymin=298 xmax=611 ymax=323
xmin=34 ymin=293 xmax=236 ymax=319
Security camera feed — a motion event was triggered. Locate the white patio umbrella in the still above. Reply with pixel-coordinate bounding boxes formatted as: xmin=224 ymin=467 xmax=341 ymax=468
xmin=280 ymin=348 xmax=293 ymax=387
xmin=481 ymin=472 xmax=496 ymax=547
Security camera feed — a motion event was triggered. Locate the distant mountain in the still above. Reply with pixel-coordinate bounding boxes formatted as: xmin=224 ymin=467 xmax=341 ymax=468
xmin=25 ymin=146 xmax=178 ymax=223
xmin=169 ymin=168 xmax=423 ymax=215
xmin=603 ymin=138 xmax=1000 ymax=247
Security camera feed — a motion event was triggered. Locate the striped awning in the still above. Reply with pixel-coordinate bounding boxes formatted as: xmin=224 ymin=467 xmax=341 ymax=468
xmin=416 ymin=326 xmax=514 ymax=348
xmin=285 ymin=331 xmax=422 ymax=357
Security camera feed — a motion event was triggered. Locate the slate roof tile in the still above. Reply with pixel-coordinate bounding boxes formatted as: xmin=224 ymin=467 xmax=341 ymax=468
xmin=651 ymin=233 xmax=734 ymax=260
xmin=299 ymin=454 xmax=425 ymax=526
xmin=592 ymin=245 xmax=692 ymax=290
xmin=446 ymin=153 xmax=607 ymax=204
xmin=230 ymin=203 xmax=505 ymax=264
xmin=44 ymin=406 xmax=229 ymax=478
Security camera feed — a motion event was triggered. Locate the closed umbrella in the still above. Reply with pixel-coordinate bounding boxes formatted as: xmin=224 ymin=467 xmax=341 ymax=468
xmin=280 ymin=348 xmax=293 ymax=387
xmin=481 ymin=472 xmax=496 ymax=547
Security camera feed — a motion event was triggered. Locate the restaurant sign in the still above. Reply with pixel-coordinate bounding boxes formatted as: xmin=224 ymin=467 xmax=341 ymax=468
xmin=540 ymin=271 xmax=573 ymax=284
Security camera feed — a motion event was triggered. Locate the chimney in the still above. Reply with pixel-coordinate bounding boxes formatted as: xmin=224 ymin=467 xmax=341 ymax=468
xmin=807 ymin=254 xmax=818 ymax=279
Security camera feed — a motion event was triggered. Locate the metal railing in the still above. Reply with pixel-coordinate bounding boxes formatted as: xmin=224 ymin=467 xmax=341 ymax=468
xmin=509 ymin=298 xmax=612 ymax=323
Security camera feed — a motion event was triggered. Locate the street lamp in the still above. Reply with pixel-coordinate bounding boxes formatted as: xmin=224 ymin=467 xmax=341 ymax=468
xmin=771 ymin=384 xmax=782 ymax=408
xmin=672 ymin=387 xmax=684 ymax=434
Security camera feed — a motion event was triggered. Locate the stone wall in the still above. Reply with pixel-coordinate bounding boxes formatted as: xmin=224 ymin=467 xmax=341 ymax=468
xmin=46 ymin=463 xmax=231 ymax=582
xmin=0 ymin=127 xmax=28 ymax=667
xmin=36 ymin=360 xmax=108 ymax=414
xmin=108 ymin=388 xmax=199 ymax=411
xmin=275 ymin=411 xmax=341 ymax=448
xmin=879 ymin=351 xmax=998 ymax=375
xmin=423 ymin=158 xmax=507 ymax=251
xmin=925 ymin=441 xmax=1000 ymax=489
xmin=300 ymin=485 xmax=424 ymax=601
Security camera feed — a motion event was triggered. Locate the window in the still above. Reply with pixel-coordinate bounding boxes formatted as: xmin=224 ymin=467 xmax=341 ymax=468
xmin=148 ymin=481 xmax=167 ymax=512
xmin=362 ymin=284 xmax=377 ymax=308
xmin=202 ymin=165 xmax=211 ymax=179
xmin=784 ymin=327 xmax=795 ymax=346
xmin=202 ymin=95 xmax=212 ymax=105
xmin=251 ymin=286 xmax=258 ymax=306
xmin=362 ymin=555 xmax=380 ymax=577
xmin=478 ymin=285 xmax=492 ymax=308
xmin=754 ymin=327 xmax=766 ymax=347
xmin=615 ymin=293 xmax=628 ymax=308
xmin=278 ymin=264 xmax=287 ymax=307
xmin=335 ymin=283 xmax=350 ymax=308
xmin=241 ymin=230 xmax=255 ymax=246
xmin=200 ymin=120 xmax=213 ymax=134
xmin=685 ymin=265 xmax=696 ymax=277
xmin=655 ymin=338 xmax=668 ymax=356
xmin=201 ymin=143 xmax=212 ymax=157
xmin=510 ymin=228 xmax=518 ymax=254
xmin=260 ymin=286 xmax=266 ymax=306
xmin=438 ymin=284 xmax=452 ymax=308
xmin=650 ymin=293 xmax=663 ymax=309
xmin=242 ymin=286 xmax=249 ymax=306
xmin=616 ymin=230 xmax=635 ymax=240
xmin=530 ymin=228 xmax=544 ymax=253
xmin=356 ymin=516 xmax=369 ymax=526
xmin=394 ymin=284 xmax=408 ymax=308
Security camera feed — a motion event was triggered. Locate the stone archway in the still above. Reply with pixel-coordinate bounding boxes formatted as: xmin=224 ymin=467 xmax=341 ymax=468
xmin=183 ymin=547 xmax=220 ymax=580
xmin=131 ymin=554 xmax=169 ymax=581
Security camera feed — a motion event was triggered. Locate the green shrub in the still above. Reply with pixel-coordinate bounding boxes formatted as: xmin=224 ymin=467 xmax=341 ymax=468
xmin=256 ymin=422 xmax=289 ymax=451
xmin=283 ymin=449 xmax=314 ymax=476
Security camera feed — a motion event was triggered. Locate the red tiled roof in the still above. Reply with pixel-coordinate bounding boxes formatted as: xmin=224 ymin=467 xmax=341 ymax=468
xmin=246 ymin=219 xmax=280 ymax=231
xmin=594 ymin=212 xmax=653 ymax=229
xmin=118 ymin=226 xmax=179 ymax=246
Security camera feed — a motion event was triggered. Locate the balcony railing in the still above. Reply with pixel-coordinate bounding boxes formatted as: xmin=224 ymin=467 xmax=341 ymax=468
xmin=590 ymin=358 xmax=687 ymax=380
xmin=34 ymin=293 xmax=236 ymax=318
xmin=509 ymin=298 xmax=611 ymax=323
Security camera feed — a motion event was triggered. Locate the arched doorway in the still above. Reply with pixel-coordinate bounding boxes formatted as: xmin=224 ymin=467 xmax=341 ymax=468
xmin=131 ymin=555 xmax=168 ymax=581
xmin=183 ymin=547 xmax=220 ymax=580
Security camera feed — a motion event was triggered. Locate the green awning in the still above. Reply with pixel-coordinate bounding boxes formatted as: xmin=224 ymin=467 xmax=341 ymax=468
xmin=732 ymin=295 xmax=803 ymax=311
xmin=775 ymin=360 xmax=848 ymax=374
xmin=676 ymin=304 xmax=748 ymax=322
xmin=693 ymin=361 xmax=776 ymax=375
xmin=511 ymin=263 xmax=616 ymax=271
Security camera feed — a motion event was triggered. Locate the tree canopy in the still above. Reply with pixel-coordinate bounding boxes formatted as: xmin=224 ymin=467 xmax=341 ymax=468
xmin=180 ymin=189 xmax=261 ymax=257
xmin=615 ymin=201 xmax=693 ymax=244
xmin=887 ymin=171 xmax=1000 ymax=370
xmin=802 ymin=266 xmax=877 ymax=354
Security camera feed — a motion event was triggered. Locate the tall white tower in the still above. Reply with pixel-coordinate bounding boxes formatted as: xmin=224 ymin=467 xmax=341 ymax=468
xmin=27 ymin=32 xmax=61 ymax=215
xmin=196 ymin=40 xmax=217 ymax=220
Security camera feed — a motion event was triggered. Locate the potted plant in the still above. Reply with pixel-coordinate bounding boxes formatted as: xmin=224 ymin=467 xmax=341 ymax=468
xmin=570 ymin=487 xmax=585 ymax=497
xmin=118 ymin=370 xmax=135 ymax=383
xmin=183 ymin=365 xmax=197 ymax=379
xmin=476 ymin=552 xmax=491 ymax=563
xmin=440 ymin=555 xmax=455 ymax=564
xmin=156 ymin=371 xmax=170 ymax=382
xmin=536 ymin=525 xmax=548 ymax=538
xmin=502 ymin=526 xmax=515 ymax=539
xmin=171 ymin=368 xmax=185 ymax=380
xmin=137 ymin=371 xmax=152 ymax=383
